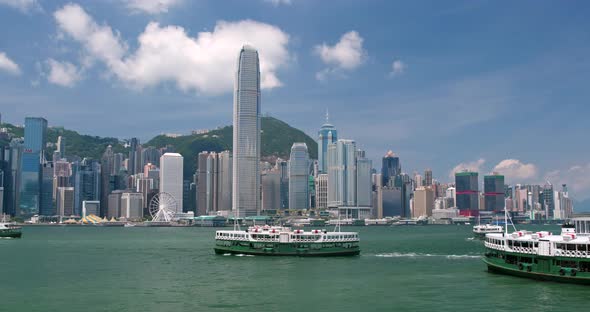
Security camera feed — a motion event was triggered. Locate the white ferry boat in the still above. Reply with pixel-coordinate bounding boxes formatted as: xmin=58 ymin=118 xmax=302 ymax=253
xmin=473 ymin=224 xmax=503 ymax=239
xmin=214 ymin=225 xmax=360 ymax=256
xmin=484 ymin=217 xmax=590 ymax=284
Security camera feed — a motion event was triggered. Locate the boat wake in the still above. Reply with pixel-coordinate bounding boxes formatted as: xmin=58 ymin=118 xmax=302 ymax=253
xmin=373 ymin=252 xmax=480 ymax=259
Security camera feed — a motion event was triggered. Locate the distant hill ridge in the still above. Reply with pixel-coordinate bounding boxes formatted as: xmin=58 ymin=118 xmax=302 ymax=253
xmin=0 ymin=116 xmax=318 ymax=178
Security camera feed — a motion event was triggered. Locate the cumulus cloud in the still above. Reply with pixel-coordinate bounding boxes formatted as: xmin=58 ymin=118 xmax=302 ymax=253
xmin=449 ymin=158 xmax=485 ymax=179
xmin=314 ymin=31 xmax=366 ymax=80
xmin=53 ymin=3 xmax=291 ymax=93
xmin=389 ymin=59 xmax=405 ymax=77
xmin=0 ymin=52 xmax=21 ymax=75
xmin=123 ymin=0 xmax=182 ymax=14
xmin=492 ymin=159 xmax=538 ymax=182
xmin=546 ymin=163 xmax=590 ymax=199
xmin=0 ymin=0 xmax=41 ymax=13
xmin=46 ymin=59 xmax=83 ymax=87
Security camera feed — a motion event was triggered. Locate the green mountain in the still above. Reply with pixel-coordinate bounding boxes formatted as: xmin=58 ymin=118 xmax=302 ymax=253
xmin=146 ymin=116 xmax=318 ymax=177
xmin=1 ymin=116 xmax=317 ymax=178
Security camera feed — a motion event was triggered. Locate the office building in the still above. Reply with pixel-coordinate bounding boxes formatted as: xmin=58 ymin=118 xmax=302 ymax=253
xmin=19 ymin=117 xmax=47 ymax=216
xmin=484 ymin=173 xmax=504 ymax=212
xmin=120 ymin=192 xmax=143 ymax=220
xmin=82 ymin=200 xmax=100 ymax=218
xmin=413 ymin=186 xmax=434 ymax=218
xmin=288 ymin=143 xmax=310 ymax=210
xmin=261 ymin=170 xmax=281 ymax=211
xmin=455 ymin=171 xmax=479 ymax=216
xmin=315 ymin=174 xmax=328 ymax=210
xmin=317 ymin=111 xmax=337 ymax=173
xmin=232 ymin=45 xmax=261 ymax=217
xmin=160 ymin=153 xmax=183 ymax=214
xmin=56 ymin=186 xmax=74 ymax=216
xmin=381 ymin=150 xmax=400 ymax=187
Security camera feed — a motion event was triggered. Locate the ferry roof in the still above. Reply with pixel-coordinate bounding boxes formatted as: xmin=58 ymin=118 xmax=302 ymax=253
xmin=486 ymin=232 xmax=590 ymax=244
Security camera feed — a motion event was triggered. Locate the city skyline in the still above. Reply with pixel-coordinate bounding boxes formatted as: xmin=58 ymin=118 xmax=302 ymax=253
xmin=0 ymin=1 xmax=589 ymax=200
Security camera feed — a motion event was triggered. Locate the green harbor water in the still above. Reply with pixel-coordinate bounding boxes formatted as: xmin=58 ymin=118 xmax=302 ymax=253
xmin=1 ymin=225 xmax=588 ymax=312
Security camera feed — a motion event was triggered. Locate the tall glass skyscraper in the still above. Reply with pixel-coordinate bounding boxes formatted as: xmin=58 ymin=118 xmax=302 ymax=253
xmin=232 ymin=45 xmax=261 ymax=217
xmin=317 ymin=112 xmax=337 ymax=174
xmin=288 ymin=143 xmax=310 ymax=210
xmin=484 ymin=174 xmax=504 ymax=212
xmin=19 ymin=117 xmax=47 ymax=216
xmin=455 ymin=171 xmax=479 ymax=216
xmin=381 ymin=150 xmax=400 ymax=187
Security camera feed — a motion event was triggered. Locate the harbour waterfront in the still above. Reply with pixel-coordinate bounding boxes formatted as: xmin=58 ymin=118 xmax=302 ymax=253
xmin=1 ymin=225 xmax=588 ymax=312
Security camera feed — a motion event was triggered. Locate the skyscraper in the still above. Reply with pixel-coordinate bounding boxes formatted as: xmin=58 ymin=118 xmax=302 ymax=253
xmin=288 ymin=143 xmax=310 ymax=210
xmin=315 ymin=174 xmax=328 ymax=210
xmin=317 ymin=111 xmax=337 ymax=174
xmin=40 ymin=161 xmax=54 ymax=216
xmin=232 ymin=45 xmax=261 ymax=217
xmin=160 ymin=153 xmax=183 ymax=214
xmin=128 ymin=138 xmax=139 ymax=175
xmin=19 ymin=117 xmax=47 ymax=216
xmin=484 ymin=173 xmax=504 ymax=212
xmin=413 ymin=186 xmax=434 ymax=218
xmin=455 ymin=171 xmax=479 ymax=216
xmin=327 ymin=139 xmax=372 ymax=218
xmin=381 ymin=150 xmax=400 ymax=187
xmin=56 ymin=136 xmax=66 ymax=159
xmin=100 ymin=145 xmax=114 ymax=217
xmin=424 ymin=169 xmax=433 ymax=186
xmin=196 ymin=152 xmax=209 ymax=216
xmin=75 ymin=159 xmax=101 ymax=216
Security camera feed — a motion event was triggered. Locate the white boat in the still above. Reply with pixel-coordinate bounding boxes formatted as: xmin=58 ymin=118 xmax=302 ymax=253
xmin=124 ymin=223 xmax=136 ymax=227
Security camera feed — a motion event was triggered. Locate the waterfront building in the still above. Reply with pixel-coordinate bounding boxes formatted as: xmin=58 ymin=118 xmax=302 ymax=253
xmin=136 ymin=177 xmax=154 ymax=211
xmin=40 ymin=161 xmax=54 ymax=215
xmin=445 ymin=187 xmax=456 ymax=207
xmin=413 ymin=187 xmax=434 ymax=218
xmin=315 ymin=174 xmax=328 ymax=210
xmin=317 ymin=111 xmax=337 ymax=173
xmin=56 ymin=186 xmax=75 ymax=217
xmin=82 ymin=200 xmax=100 ymax=218
xmin=196 ymin=152 xmax=209 ymax=216
xmin=3 ymin=140 xmax=23 ymax=216
xmin=484 ymin=173 xmax=504 ymax=212
xmin=100 ymin=146 xmax=114 ymax=216
xmin=232 ymin=45 xmax=261 ymax=217
xmin=261 ymin=169 xmax=281 ymax=211
xmin=19 ymin=117 xmax=47 ymax=216
xmin=107 ymin=190 xmax=123 ymax=219
xmin=288 ymin=143 xmax=310 ymax=210
xmin=160 ymin=153 xmax=183 ymax=214
xmin=542 ymin=183 xmax=554 ymax=218
xmin=381 ymin=150 xmax=400 ymax=187
xmin=120 ymin=192 xmax=143 ymax=220
xmin=327 ymin=139 xmax=372 ymax=218
xmin=455 ymin=171 xmax=479 ymax=216
xmin=74 ymin=159 xmax=101 ymax=216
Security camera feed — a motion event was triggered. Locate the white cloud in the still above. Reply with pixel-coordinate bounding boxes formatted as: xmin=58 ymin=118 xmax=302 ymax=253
xmin=492 ymin=159 xmax=538 ymax=182
xmin=314 ymin=31 xmax=366 ymax=79
xmin=0 ymin=52 xmax=21 ymax=75
xmin=264 ymin=0 xmax=292 ymax=6
xmin=0 ymin=0 xmax=41 ymax=13
xmin=389 ymin=59 xmax=405 ymax=77
xmin=46 ymin=59 xmax=83 ymax=87
xmin=546 ymin=164 xmax=590 ymax=199
xmin=53 ymin=4 xmax=290 ymax=94
xmin=123 ymin=0 xmax=182 ymax=14
xmin=449 ymin=158 xmax=485 ymax=179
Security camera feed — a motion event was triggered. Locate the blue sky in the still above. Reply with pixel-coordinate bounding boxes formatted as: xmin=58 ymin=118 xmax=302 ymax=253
xmin=1 ymin=0 xmax=590 ymax=199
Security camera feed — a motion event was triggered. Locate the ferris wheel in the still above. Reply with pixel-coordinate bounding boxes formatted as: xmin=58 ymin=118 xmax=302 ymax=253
xmin=149 ymin=192 xmax=178 ymax=222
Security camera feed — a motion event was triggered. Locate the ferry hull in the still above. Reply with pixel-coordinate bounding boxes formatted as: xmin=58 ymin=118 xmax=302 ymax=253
xmin=483 ymin=254 xmax=590 ymax=285
xmin=214 ymin=242 xmax=360 ymax=257
xmin=0 ymin=231 xmax=22 ymax=238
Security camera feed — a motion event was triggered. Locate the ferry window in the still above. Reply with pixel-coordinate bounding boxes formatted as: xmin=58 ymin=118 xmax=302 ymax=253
xmin=567 ymin=244 xmax=576 ymax=251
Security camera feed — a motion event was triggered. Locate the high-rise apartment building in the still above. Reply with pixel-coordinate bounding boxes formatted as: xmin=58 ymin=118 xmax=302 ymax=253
xmin=232 ymin=45 xmax=261 ymax=217
xmin=288 ymin=143 xmax=310 ymax=210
